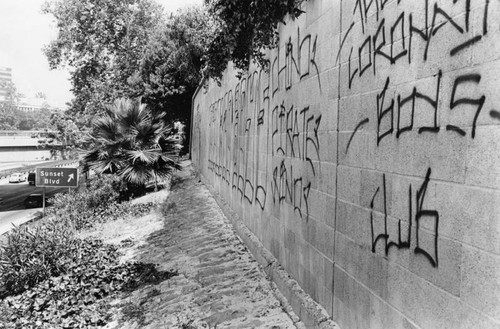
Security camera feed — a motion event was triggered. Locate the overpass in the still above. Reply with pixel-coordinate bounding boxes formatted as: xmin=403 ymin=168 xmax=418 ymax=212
xmin=0 ymin=130 xmax=60 ymax=165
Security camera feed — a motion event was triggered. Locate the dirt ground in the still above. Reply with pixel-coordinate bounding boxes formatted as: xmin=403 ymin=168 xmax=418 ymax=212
xmin=85 ymin=163 xmax=303 ymax=329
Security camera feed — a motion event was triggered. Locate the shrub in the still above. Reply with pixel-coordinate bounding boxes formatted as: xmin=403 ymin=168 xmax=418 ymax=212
xmin=160 ymin=201 xmax=177 ymax=217
xmin=0 ymin=223 xmax=177 ymax=328
xmin=47 ymin=174 xmax=153 ymax=230
xmin=0 ymin=169 xmax=170 ymax=327
xmin=0 ymin=222 xmax=77 ymax=296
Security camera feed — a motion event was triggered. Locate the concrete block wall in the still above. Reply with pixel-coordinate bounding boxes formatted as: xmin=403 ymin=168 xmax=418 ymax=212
xmin=192 ymin=0 xmax=500 ymax=328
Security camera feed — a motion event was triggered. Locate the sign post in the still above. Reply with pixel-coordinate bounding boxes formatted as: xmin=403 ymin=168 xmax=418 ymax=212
xmin=36 ymin=167 xmax=79 ymax=216
xmin=42 ymin=187 xmax=46 ymax=218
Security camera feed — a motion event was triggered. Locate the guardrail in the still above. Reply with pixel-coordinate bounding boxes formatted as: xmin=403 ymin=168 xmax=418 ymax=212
xmin=0 ymin=160 xmax=80 ymax=180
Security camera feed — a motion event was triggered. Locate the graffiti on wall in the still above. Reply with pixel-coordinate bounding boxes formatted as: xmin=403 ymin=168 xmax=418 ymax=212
xmin=195 ymin=0 xmax=498 ymax=270
xmin=370 ymin=168 xmax=439 ymax=267
xmin=203 ymin=26 xmax=323 ymax=220
xmin=338 ymin=0 xmax=497 ymax=267
xmin=342 ymin=0 xmax=495 ymax=154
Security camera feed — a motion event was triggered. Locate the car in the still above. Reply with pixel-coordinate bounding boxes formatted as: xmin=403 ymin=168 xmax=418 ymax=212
xmin=28 ymin=172 xmax=36 ymax=185
xmin=24 ymin=194 xmax=50 ymax=208
xmin=9 ymin=173 xmax=26 ymax=183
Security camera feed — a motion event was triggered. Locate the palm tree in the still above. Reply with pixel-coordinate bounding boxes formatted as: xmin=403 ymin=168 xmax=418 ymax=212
xmin=82 ymin=98 xmax=181 ymax=192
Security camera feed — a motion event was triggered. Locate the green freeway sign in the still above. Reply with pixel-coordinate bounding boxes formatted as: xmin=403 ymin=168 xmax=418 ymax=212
xmin=36 ymin=167 xmax=79 ymax=187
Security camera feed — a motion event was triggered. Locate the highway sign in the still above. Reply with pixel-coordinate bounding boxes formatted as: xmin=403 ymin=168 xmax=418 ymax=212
xmin=36 ymin=167 xmax=79 ymax=187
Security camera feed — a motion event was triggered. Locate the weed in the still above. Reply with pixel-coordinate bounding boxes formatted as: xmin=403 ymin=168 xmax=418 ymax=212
xmin=160 ymin=201 xmax=177 ymax=216
xmin=121 ymin=302 xmax=147 ymax=326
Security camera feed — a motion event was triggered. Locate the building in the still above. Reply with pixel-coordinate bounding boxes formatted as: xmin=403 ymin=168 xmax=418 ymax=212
xmin=16 ymin=97 xmax=45 ymax=112
xmin=0 ymin=67 xmax=12 ymax=101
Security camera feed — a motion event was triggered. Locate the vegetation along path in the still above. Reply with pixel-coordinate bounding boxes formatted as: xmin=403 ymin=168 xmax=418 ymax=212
xmin=103 ymin=163 xmax=303 ymax=328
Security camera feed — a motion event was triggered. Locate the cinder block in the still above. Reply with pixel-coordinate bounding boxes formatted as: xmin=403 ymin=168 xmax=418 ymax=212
xmin=363 ymin=249 xmax=389 ymax=300
xmin=409 ymin=235 xmax=463 ymax=297
xmin=312 ymin=221 xmax=335 ymax=260
xmin=411 ymin=131 xmax=467 ymax=184
xmin=288 ymin=248 xmax=301 ymax=281
xmin=339 ymin=94 xmax=361 ymax=132
xmin=317 ymin=131 xmax=338 ymax=164
xmin=309 ymin=246 xmax=325 ymax=281
xmin=389 ymin=174 xmax=414 ymax=220
xmin=333 ymin=295 xmax=352 ymax=329
xmin=475 ymin=0 xmax=500 ymax=60
xmin=317 ymin=283 xmax=334 ymax=318
xmin=437 ymin=182 xmax=500 ymax=254
xmin=335 ymin=232 xmax=366 ymax=283
xmin=387 ymin=261 xmax=500 ymax=329
xmin=333 ymin=267 xmax=351 ymax=328
xmin=461 ymin=245 xmax=500 ymax=321
xmin=465 ymin=125 xmax=500 ymax=189
xmin=337 ymin=165 xmax=361 ymax=204
xmin=304 ymin=216 xmax=319 ymax=248
xmin=308 ymin=188 xmax=336 ymax=224
xmin=336 ymin=230 xmax=393 ymax=301
xmin=305 ymin=0 xmax=324 ymax=26
xmin=297 ymin=74 xmax=323 ymax=107
xmin=360 ymin=169 xmax=393 ymax=214
xmin=299 ymin=240 xmax=312 ymax=273
xmin=339 ymin=91 xmax=377 ymax=134
xmin=420 ymin=32 xmax=473 ymax=78
xmin=315 ymin=161 xmax=337 ymax=199
xmin=319 ymin=18 xmax=341 ymax=72
xmin=285 ymin=228 xmax=297 ymax=252
xmin=324 ymin=256 xmax=334 ymax=292
xmin=338 ymin=131 xmax=376 ymax=169
xmin=317 ymin=95 xmax=338 ymax=133
xmin=368 ymin=292 xmax=420 ymax=329
xmin=439 ymin=65 xmax=500 ymax=134
xmin=338 ymin=62 xmax=361 ymax=97
xmin=335 ymin=200 xmax=372 ymax=247
xmin=339 ymin=0 xmax=357 ymax=42
xmin=333 ymin=265 xmax=372 ymax=329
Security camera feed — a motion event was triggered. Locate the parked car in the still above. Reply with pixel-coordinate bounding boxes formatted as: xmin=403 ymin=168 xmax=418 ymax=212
xmin=28 ymin=172 xmax=36 ymax=185
xmin=24 ymin=194 xmax=50 ymax=208
xmin=9 ymin=172 xmax=26 ymax=183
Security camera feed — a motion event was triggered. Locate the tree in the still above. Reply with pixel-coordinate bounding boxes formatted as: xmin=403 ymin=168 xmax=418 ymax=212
xmin=37 ymin=112 xmax=84 ymax=160
xmin=43 ymin=0 xmax=301 ymax=156
xmin=204 ymin=0 xmax=305 ymax=78
xmin=42 ymin=0 xmax=164 ymax=118
xmin=130 ymin=6 xmax=216 ymax=154
xmin=0 ymin=82 xmax=22 ymax=130
xmin=82 ymin=98 xmax=181 ymax=191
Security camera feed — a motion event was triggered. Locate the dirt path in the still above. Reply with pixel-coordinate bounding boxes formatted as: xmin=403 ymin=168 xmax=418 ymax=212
xmin=98 ymin=165 xmax=302 ymax=328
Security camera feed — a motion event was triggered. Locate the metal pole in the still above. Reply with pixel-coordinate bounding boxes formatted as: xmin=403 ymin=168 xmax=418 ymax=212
xmin=42 ymin=187 xmax=46 ymax=218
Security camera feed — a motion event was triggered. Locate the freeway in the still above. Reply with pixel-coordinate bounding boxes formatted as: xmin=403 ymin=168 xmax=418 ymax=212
xmin=0 ymin=179 xmax=69 ymax=234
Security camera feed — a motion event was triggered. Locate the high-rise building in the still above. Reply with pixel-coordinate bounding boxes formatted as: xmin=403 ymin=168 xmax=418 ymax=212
xmin=0 ymin=67 xmax=13 ymax=101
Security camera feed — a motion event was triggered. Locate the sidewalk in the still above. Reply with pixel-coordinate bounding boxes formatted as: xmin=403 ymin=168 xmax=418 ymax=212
xmin=98 ymin=164 xmax=303 ymax=328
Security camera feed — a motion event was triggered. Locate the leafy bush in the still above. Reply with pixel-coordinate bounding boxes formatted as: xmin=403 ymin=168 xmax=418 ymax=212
xmin=47 ymin=175 xmax=153 ymax=230
xmin=0 ymin=222 xmax=77 ymax=296
xmin=0 ymin=223 xmax=176 ymax=328
xmin=0 ymin=168 xmax=167 ymax=327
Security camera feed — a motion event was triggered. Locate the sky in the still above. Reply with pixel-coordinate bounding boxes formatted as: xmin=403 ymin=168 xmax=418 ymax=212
xmin=0 ymin=0 xmax=202 ymax=109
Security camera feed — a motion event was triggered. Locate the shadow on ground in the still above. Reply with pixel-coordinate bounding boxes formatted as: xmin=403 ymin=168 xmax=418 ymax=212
xmin=107 ymin=164 xmax=299 ymax=329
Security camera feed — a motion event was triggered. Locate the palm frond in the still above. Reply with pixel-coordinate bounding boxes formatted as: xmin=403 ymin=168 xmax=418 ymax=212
xmin=82 ymin=97 xmax=182 ymax=186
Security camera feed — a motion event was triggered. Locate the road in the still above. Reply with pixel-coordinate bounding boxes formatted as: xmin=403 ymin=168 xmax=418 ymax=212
xmin=0 ymin=179 xmax=70 ymax=234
